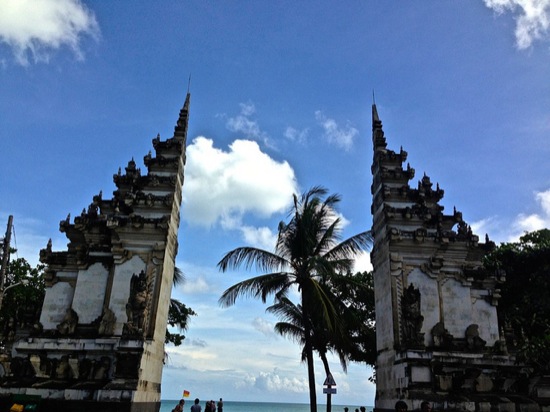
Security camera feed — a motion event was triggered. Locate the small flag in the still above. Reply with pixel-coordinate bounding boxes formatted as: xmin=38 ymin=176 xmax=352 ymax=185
xmin=183 ymin=390 xmax=190 ymax=398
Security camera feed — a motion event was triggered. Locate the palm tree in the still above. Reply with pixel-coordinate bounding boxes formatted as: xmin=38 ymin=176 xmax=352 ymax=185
xmin=266 ymin=295 xmax=339 ymax=377
xmin=218 ymin=186 xmax=372 ymax=412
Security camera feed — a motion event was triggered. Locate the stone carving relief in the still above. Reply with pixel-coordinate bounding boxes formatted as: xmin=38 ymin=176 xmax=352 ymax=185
xmin=56 ymin=308 xmax=79 ymax=336
xmin=122 ymin=270 xmax=150 ymax=338
xmin=97 ymin=308 xmax=116 ymax=336
xmin=432 ymin=322 xmax=454 ymax=349
xmin=401 ymin=284 xmax=424 ymax=348
xmin=465 ymin=324 xmax=487 ymax=351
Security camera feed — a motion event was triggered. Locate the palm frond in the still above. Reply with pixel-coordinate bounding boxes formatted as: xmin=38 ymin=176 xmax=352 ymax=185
xmin=218 ymin=247 xmax=288 ymax=273
xmin=218 ymin=272 xmax=290 ymax=307
xmin=274 ymin=321 xmax=305 ymax=344
xmin=323 ymin=230 xmax=373 ymax=262
xmin=172 ymin=266 xmax=185 ymax=286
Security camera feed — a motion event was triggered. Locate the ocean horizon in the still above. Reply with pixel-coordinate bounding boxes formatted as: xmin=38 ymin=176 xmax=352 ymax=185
xmin=161 ymin=400 xmax=374 ymax=412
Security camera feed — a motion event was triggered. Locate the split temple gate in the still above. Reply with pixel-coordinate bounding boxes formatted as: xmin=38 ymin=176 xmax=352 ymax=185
xmin=2 ymin=93 xmax=550 ymax=412
xmin=370 ymin=104 xmax=549 ymax=412
xmin=0 ymin=93 xmax=191 ymax=412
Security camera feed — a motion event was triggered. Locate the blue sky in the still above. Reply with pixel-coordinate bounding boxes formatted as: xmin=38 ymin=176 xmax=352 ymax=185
xmin=1 ymin=0 xmax=550 ymax=407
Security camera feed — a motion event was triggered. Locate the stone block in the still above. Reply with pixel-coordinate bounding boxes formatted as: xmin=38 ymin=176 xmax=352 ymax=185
xmin=410 ymin=366 xmax=431 ymax=383
xmin=477 ymin=401 xmax=492 ymax=412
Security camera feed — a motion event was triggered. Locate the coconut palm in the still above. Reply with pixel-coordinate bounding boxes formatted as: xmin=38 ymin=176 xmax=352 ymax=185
xmin=218 ymin=186 xmax=372 ymax=412
xmin=267 ymin=295 xmax=340 ymax=376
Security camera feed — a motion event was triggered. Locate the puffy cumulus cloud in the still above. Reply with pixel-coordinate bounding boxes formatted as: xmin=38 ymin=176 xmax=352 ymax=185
xmin=284 ymin=126 xmax=309 ymax=145
xmin=315 ymin=111 xmax=359 ymax=151
xmin=512 ymin=189 xmax=550 ymax=234
xmin=484 ymin=0 xmax=550 ymax=49
xmin=182 ymin=275 xmax=210 ymax=294
xmin=353 ymin=251 xmax=373 ymax=273
xmin=252 ymin=317 xmax=278 ymax=337
xmin=471 ymin=188 xmax=550 ymax=242
xmin=0 ymin=0 xmax=99 ymax=66
xmin=183 ymin=136 xmax=298 ymax=229
xmin=251 ymin=369 xmax=309 ymax=393
xmin=240 ymin=225 xmax=278 ymax=250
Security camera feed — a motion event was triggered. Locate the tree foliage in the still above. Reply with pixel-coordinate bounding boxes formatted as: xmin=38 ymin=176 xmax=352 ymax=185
xmin=0 ymin=255 xmax=45 ymax=349
xmin=484 ymin=229 xmax=550 ymax=372
xmin=328 ymin=270 xmax=376 ymax=367
xmin=218 ymin=186 xmax=373 ymax=412
xmin=166 ymin=266 xmax=196 ymax=346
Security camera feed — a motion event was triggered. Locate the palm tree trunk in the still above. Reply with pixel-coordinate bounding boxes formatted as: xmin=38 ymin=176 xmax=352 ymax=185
xmin=302 ymin=290 xmax=317 ymax=412
xmin=305 ymin=338 xmax=317 ymax=412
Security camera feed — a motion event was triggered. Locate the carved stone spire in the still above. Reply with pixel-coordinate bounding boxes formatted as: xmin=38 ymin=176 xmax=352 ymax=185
xmin=372 ymin=104 xmax=387 ymax=151
xmin=174 ymin=92 xmax=191 ymax=143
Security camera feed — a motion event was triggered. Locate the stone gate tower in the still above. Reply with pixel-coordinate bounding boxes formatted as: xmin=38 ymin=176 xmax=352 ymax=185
xmin=370 ymin=104 xmax=543 ymax=412
xmin=0 ymin=93 xmax=191 ymax=412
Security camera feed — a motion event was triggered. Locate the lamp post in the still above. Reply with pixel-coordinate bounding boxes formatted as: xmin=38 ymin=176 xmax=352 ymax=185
xmin=0 ymin=279 xmax=29 ymax=310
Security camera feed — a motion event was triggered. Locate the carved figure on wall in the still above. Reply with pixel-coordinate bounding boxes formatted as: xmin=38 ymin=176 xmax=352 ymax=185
xmin=9 ymin=356 xmax=35 ymax=381
xmin=432 ymin=322 xmax=454 ymax=349
xmin=55 ymin=355 xmax=72 ymax=380
xmin=93 ymin=356 xmax=111 ymax=380
xmin=97 ymin=308 xmax=116 ymax=336
xmin=401 ymin=284 xmax=424 ymax=347
xmin=466 ymin=324 xmax=487 ymax=351
xmin=78 ymin=358 xmax=93 ymax=381
xmin=123 ymin=270 xmax=149 ymax=337
xmin=56 ymin=308 xmax=79 ymax=336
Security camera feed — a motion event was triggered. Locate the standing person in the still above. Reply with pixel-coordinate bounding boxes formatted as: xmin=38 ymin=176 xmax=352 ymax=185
xmin=191 ymin=398 xmax=201 ymax=412
xmin=173 ymin=399 xmax=185 ymax=412
xmin=421 ymin=402 xmax=431 ymax=412
xmin=360 ymin=407 xmax=366 ymax=412
xmin=217 ymin=398 xmax=223 ymax=412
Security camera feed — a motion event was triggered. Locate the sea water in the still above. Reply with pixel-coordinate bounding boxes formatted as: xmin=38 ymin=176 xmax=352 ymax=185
xmin=161 ymin=400 xmax=373 ymax=412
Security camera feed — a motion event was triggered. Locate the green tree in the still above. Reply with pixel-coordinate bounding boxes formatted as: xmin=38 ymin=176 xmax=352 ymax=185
xmin=0 ymin=255 xmax=45 ymax=351
xmin=484 ymin=229 xmax=550 ymax=372
xmin=166 ymin=266 xmax=196 ymax=346
xmin=267 ymin=270 xmax=376 ymax=381
xmin=329 ymin=271 xmax=376 ymax=367
xmin=218 ymin=186 xmax=372 ymax=412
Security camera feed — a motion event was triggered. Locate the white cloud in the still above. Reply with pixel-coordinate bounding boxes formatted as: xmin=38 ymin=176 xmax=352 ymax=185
xmin=315 ymin=110 xmax=358 ymax=151
xmin=251 ymin=369 xmax=309 ymax=393
xmin=182 ymin=275 xmax=211 ymax=294
xmin=183 ymin=136 xmax=298 ymax=228
xmin=472 ymin=188 xmax=550 ymax=242
xmin=252 ymin=317 xmax=278 ymax=337
xmin=484 ymin=0 xmax=550 ymax=49
xmin=284 ymin=126 xmax=309 ymax=144
xmin=0 ymin=0 xmax=99 ymax=66
xmin=512 ymin=189 xmax=550 ymax=234
xmin=353 ymin=251 xmax=373 ymax=273
xmin=225 ymin=102 xmax=275 ymax=148
xmin=240 ymin=225 xmax=278 ymax=250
